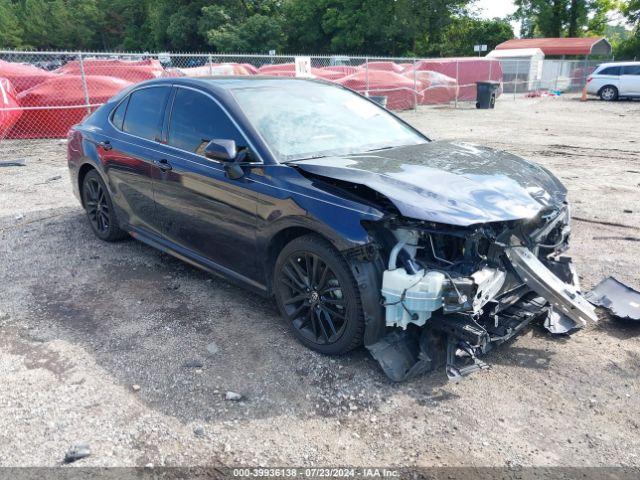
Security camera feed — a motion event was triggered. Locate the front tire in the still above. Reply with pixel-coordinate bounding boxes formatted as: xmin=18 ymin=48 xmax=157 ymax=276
xmin=599 ymin=85 xmax=618 ymax=101
xmin=273 ymin=235 xmax=365 ymax=355
xmin=81 ymin=170 xmax=127 ymax=242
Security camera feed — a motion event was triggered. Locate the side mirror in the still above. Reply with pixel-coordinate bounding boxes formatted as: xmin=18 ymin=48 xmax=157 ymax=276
xmin=204 ymin=139 xmax=237 ymax=162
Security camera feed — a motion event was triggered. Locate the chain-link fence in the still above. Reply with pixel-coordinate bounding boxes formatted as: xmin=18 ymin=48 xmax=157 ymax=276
xmin=0 ymin=50 xmax=603 ymax=151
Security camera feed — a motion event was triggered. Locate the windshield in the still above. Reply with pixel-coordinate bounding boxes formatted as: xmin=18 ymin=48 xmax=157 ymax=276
xmin=230 ymin=81 xmax=427 ymax=162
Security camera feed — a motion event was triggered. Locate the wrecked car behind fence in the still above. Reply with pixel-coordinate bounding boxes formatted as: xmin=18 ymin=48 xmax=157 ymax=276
xmin=296 ymin=144 xmax=598 ymax=382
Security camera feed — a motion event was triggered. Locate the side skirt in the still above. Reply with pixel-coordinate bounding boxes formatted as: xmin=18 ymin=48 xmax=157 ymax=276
xmin=127 ymin=226 xmax=269 ymax=297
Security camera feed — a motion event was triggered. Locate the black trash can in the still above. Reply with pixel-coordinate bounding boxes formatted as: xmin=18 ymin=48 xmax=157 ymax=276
xmin=476 ymin=81 xmax=500 ymax=109
xmin=369 ymin=95 xmax=388 ymax=108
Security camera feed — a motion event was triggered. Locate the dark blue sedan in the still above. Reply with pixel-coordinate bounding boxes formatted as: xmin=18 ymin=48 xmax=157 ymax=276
xmin=68 ymin=77 xmax=596 ymax=381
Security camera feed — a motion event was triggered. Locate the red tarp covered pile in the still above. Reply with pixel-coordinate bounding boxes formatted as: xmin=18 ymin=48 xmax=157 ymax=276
xmin=179 ymin=63 xmax=255 ymax=77
xmin=55 ymin=59 xmax=165 ymax=83
xmin=0 ymin=78 xmax=21 ymax=136
xmin=257 ymin=63 xmax=296 ymax=74
xmin=359 ymin=61 xmax=405 ymax=73
xmin=8 ymin=75 xmax=132 ymax=139
xmin=257 ymin=63 xmax=297 ymax=76
xmin=0 ymin=60 xmax=55 ymax=93
xmin=413 ymin=58 xmax=502 ymax=101
xmin=240 ymin=63 xmax=259 ymax=75
xmin=318 ymin=66 xmax=362 ymax=79
xmin=256 ymin=63 xmax=345 ymax=81
xmin=337 ymin=70 xmax=420 ymax=110
xmin=402 ymin=69 xmax=458 ymax=104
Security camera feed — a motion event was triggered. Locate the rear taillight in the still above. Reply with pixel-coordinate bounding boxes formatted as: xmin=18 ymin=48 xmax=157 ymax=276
xmin=586 ymin=76 xmax=593 ymax=83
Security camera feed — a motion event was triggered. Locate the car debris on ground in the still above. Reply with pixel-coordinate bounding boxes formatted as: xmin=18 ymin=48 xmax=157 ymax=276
xmin=0 ymin=159 xmax=26 ymax=167
xmin=586 ymin=277 xmax=640 ymax=322
xmin=225 ymin=391 xmax=243 ymax=401
xmin=63 ymin=442 xmax=91 ymax=463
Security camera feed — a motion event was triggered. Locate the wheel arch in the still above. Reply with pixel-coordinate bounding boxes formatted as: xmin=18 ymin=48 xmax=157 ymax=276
xmin=265 ymin=225 xmax=386 ymax=347
xmin=77 ymin=163 xmax=98 ymax=207
xmin=598 ymin=84 xmax=618 ymax=98
xmin=264 ymin=226 xmax=332 ymax=294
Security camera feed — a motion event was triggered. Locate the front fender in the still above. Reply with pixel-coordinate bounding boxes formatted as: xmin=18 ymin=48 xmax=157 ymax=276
xmin=253 ymin=165 xmax=384 ymax=253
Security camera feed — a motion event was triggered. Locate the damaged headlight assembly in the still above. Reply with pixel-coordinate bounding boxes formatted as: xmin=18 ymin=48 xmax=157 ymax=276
xmin=367 ymin=209 xmax=597 ymax=382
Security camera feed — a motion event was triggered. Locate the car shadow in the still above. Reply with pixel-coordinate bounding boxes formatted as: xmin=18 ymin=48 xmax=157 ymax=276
xmin=595 ymin=313 xmax=640 ymax=341
xmin=2 ymin=206 xmax=462 ymax=426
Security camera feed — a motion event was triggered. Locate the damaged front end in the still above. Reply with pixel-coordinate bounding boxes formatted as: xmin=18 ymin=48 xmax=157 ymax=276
xmin=364 ymin=204 xmax=597 ymax=382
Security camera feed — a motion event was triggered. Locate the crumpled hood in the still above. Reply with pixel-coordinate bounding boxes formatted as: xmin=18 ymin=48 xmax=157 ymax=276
xmin=294 ymin=141 xmax=567 ymax=226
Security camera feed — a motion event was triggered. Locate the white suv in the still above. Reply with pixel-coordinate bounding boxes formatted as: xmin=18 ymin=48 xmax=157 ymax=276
xmin=586 ymin=62 xmax=640 ymax=101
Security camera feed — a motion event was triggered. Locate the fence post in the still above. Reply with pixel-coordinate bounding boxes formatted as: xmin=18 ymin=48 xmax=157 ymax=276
xmin=78 ymin=52 xmax=91 ymax=115
xmin=208 ymin=54 xmax=213 ymax=75
xmin=412 ymin=57 xmax=417 ymax=111
xmin=454 ymin=60 xmax=459 ymax=108
xmin=365 ymin=56 xmax=369 ymax=97
xmin=513 ymin=59 xmax=519 ymax=100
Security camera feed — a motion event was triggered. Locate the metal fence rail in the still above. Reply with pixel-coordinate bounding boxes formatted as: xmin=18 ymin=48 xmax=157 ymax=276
xmin=0 ymin=50 xmax=602 ymax=151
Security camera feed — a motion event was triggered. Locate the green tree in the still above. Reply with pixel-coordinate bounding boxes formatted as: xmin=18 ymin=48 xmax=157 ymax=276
xmin=282 ymin=0 xmax=333 ymax=53
xmin=0 ymin=0 xmax=23 ymax=48
xmin=513 ymin=0 xmax=615 ymax=38
xmin=282 ymin=0 xmax=471 ymax=56
xmin=622 ymin=0 xmax=640 ymax=24
xmin=614 ymin=0 xmax=640 ymax=58
xmin=19 ymin=0 xmax=55 ymax=48
xmin=201 ymin=0 xmax=286 ymax=53
xmin=207 ymin=14 xmax=285 ymax=52
xmin=441 ymin=17 xmax=514 ymax=56
xmin=64 ymin=0 xmax=104 ymax=49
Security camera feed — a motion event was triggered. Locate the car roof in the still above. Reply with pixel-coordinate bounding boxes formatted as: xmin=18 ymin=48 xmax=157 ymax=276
xmin=596 ymin=61 xmax=640 ymax=68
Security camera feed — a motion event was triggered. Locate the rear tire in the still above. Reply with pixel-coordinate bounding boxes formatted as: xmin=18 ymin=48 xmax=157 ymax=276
xmin=599 ymin=85 xmax=618 ymax=101
xmin=273 ymin=234 xmax=365 ymax=355
xmin=81 ymin=170 xmax=127 ymax=242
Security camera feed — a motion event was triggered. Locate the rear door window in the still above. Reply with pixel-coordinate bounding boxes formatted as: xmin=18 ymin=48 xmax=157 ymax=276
xmin=622 ymin=65 xmax=640 ymax=75
xmin=122 ymin=86 xmax=171 ymax=141
xmin=599 ymin=66 xmax=621 ymax=76
xmin=167 ymin=88 xmax=245 ymax=155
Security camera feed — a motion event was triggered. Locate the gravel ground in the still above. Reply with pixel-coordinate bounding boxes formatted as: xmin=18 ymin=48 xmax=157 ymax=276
xmin=0 ymin=95 xmax=639 ymax=468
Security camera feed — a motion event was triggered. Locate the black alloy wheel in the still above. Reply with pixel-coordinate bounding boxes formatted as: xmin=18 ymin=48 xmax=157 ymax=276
xmin=81 ymin=169 xmax=127 ymax=242
xmin=274 ymin=235 xmax=364 ymax=355
xmin=85 ymin=176 xmax=109 ymax=234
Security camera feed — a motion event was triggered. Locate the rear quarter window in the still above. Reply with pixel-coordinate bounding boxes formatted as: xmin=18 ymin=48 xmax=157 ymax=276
xmin=622 ymin=65 xmax=640 ymax=75
xmin=111 ymin=97 xmax=129 ymax=130
xmin=598 ymin=66 xmax=621 ymax=76
xmin=122 ymin=86 xmax=171 ymax=141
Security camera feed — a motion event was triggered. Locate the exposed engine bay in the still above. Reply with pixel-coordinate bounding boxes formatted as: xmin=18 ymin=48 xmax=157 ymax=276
xmin=292 ymin=141 xmax=599 ymax=381
xmin=365 ymin=204 xmax=597 ymax=382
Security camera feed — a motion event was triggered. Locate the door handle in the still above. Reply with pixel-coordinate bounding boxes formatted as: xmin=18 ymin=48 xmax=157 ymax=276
xmin=154 ymin=159 xmax=172 ymax=172
xmin=98 ymin=140 xmax=112 ymax=151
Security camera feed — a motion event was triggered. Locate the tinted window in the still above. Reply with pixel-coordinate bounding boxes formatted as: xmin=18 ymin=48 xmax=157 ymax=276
xmin=599 ymin=66 xmax=621 ymax=76
xmin=622 ymin=65 xmax=640 ymax=75
xmin=111 ymin=97 xmax=128 ymax=130
xmin=168 ymin=88 xmax=245 ymax=155
xmin=122 ymin=87 xmax=170 ymax=141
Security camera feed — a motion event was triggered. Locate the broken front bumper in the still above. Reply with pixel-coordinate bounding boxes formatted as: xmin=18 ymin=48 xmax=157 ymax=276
xmin=368 ymin=245 xmax=597 ymax=382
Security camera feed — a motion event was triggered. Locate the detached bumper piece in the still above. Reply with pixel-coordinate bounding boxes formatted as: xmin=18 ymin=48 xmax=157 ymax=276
xmin=586 ymin=277 xmax=640 ymax=322
xmin=505 ymin=247 xmax=597 ymax=333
